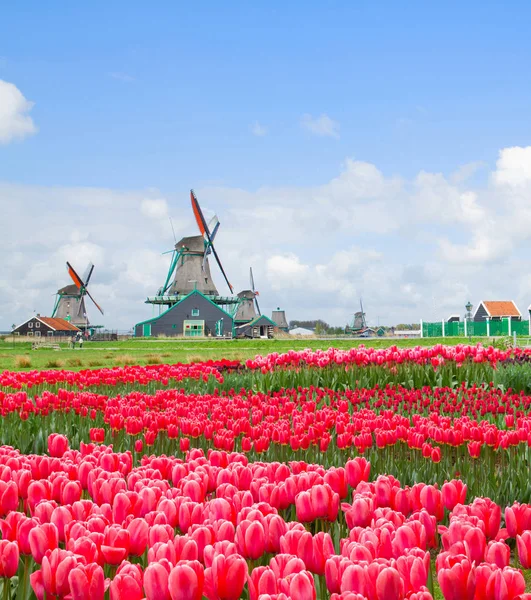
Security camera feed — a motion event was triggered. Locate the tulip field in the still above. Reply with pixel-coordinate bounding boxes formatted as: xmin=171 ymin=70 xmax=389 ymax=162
xmin=4 ymin=345 xmax=531 ymax=598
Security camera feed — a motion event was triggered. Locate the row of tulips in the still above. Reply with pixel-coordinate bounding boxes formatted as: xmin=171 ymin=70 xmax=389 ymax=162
xmin=0 ymin=360 xmax=241 ymax=393
xmin=2 ymin=438 xmax=531 ymax=598
xmin=245 ymin=344 xmax=518 ymax=370
xmin=5 ymin=345 xmax=531 ymax=397
xmin=3 ymin=384 xmax=531 ymax=504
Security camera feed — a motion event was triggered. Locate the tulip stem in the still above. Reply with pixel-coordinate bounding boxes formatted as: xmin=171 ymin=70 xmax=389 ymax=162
xmin=21 ymin=555 xmax=31 ymax=600
xmin=3 ymin=577 xmax=10 ymax=600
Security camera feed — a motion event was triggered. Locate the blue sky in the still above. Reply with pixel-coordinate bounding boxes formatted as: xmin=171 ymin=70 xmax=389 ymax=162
xmin=2 ymin=1 xmax=531 ymax=330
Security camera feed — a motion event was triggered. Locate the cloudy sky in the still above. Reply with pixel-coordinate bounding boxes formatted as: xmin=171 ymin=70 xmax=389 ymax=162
xmin=2 ymin=2 xmax=531 ymax=331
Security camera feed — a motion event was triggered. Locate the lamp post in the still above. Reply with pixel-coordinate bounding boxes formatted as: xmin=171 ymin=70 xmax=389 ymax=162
xmin=465 ymin=301 xmax=473 ymax=343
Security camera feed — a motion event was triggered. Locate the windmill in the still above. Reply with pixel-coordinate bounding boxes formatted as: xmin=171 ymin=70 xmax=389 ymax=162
xmin=235 ymin=268 xmax=261 ymax=323
xmin=346 ymin=299 xmax=368 ymax=335
xmin=272 ymin=307 xmax=289 ymax=331
xmin=52 ymin=262 xmax=104 ymax=329
xmin=152 ymin=190 xmax=234 ymax=305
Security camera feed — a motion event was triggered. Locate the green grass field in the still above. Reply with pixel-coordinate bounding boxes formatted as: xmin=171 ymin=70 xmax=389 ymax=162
xmin=0 ymin=335 xmax=503 ymax=371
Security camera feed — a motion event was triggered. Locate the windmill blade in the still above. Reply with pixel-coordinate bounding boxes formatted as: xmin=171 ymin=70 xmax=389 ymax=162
xmin=203 ymin=220 xmax=220 ymax=269
xmin=250 ymin=267 xmax=255 ymax=292
xmin=85 ymin=288 xmax=104 ymax=315
xmin=207 ymin=216 xmax=219 ymax=244
xmin=66 ymin=262 xmax=85 ymax=289
xmin=209 ymin=242 xmax=233 ymax=294
xmin=254 ymin=294 xmax=261 ymax=316
xmin=191 ymin=190 xmax=233 ymax=293
xmin=190 ymin=190 xmax=209 ymax=238
xmin=83 ymin=263 xmax=95 ymax=286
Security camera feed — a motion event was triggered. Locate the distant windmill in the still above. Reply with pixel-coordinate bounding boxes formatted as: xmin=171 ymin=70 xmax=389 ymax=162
xmin=156 ymin=190 xmax=233 ymax=300
xmin=235 ymin=268 xmax=261 ymax=323
xmin=346 ymin=298 xmax=368 ymax=335
xmin=52 ymin=262 xmax=104 ymax=329
xmin=272 ymin=307 xmax=289 ymax=331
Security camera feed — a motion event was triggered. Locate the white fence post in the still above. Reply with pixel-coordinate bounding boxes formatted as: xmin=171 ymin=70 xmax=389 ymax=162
xmin=420 ymin=319 xmax=423 ymax=338
xmin=442 ymin=320 xmax=445 ymax=337
xmin=486 ymin=318 xmax=490 ymax=337
xmin=508 ymin=318 xmax=512 ymax=336
xmin=464 ymin=318 xmax=467 ymax=338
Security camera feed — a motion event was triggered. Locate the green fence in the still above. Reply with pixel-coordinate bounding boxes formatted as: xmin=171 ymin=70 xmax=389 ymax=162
xmin=422 ymin=319 xmax=530 ymax=338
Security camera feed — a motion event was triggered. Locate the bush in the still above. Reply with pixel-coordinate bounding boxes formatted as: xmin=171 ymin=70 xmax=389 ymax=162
xmin=14 ymin=355 xmax=32 ymax=368
xmin=146 ymin=353 xmax=163 ymax=364
xmin=67 ymin=358 xmax=83 ymax=368
xmin=45 ymin=359 xmax=65 ymax=368
xmin=114 ymin=354 xmax=136 ymax=366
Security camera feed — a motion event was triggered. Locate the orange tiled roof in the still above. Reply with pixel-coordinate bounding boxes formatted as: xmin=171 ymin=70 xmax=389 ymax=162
xmin=38 ymin=317 xmax=80 ymax=331
xmin=482 ymin=301 xmax=521 ymax=318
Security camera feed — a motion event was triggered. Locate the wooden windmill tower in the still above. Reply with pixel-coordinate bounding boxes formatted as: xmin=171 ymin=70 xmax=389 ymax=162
xmin=346 ymin=299 xmax=368 ymax=335
xmin=52 ymin=262 xmax=104 ymax=330
xmin=235 ymin=268 xmax=261 ymax=323
xmin=148 ymin=191 xmax=237 ymax=311
xmin=272 ymin=307 xmax=289 ymax=331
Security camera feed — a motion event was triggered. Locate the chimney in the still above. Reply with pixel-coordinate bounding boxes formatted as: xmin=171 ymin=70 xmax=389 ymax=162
xmin=36 ymin=313 xmax=40 ymax=317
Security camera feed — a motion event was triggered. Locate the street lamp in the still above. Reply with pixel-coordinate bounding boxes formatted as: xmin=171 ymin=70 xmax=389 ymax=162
xmin=465 ymin=301 xmax=473 ymax=342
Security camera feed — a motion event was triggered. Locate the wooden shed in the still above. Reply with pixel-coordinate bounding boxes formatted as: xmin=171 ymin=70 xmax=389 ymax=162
xmin=135 ymin=290 xmax=234 ymax=338
xmin=235 ymin=315 xmax=276 ymax=339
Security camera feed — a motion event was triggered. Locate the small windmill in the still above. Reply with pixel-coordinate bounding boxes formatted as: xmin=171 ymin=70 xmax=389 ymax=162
xmin=235 ymin=268 xmax=261 ymax=323
xmin=156 ymin=190 xmax=233 ymax=299
xmin=346 ymin=298 xmax=368 ymax=335
xmin=52 ymin=262 xmax=104 ymax=329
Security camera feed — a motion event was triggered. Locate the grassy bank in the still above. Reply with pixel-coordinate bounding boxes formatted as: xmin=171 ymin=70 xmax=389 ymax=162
xmin=0 ymin=335 xmax=501 ymax=371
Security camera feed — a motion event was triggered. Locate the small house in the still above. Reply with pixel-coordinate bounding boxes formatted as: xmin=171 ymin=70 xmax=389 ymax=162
xmin=235 ymin=315 xmax=276 ymax=339
xmin=12 ymin=315 xmax=81 ymax=338
xmin=135 ymin=290 xmax=234 ymax=338
xmin=473 ymin=301 xmax=521 ymax=322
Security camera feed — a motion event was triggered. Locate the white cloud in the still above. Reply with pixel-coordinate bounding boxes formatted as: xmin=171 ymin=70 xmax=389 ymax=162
xmin=250 ymin=121 xmax=267 ymax=136
xmin=141 ymin=198 xmax=169 ymax=220
xmin=493 ymin=146 xmax=531 ymax=187
xmin=300 ymin=113 xmax=340 ymax=138
xmin=0 ymin=80 xmax=37 ymax=144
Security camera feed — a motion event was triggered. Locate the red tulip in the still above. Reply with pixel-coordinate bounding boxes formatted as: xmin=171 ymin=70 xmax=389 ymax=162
xmin=236 ymin=520 xmax=266 ymax=560
xmin=441 ymin=480 xmax=467 ymax=512
xmin=29 ymin=522 xmax=59 ymax=564
xmin=345 ymin=458 xmax=370 ymax=489
xmin=485 ymin=540 xmax=510 ymax=568
xmin=204 ymin=554 xmax=248 ymax=600
xmin=437 ymin=555 xmax=475 ymax=600
xmin=485 ymin=567 xmax=525 ymax=600
xmin=517 ymin=531 xmax=531 ymax=568
xmin=110 ymin=566 xmax=144 ymax=600
xmin=0 ymin=481 xmax=18 ymax=516
xmin=144 ymin=561 xmax=172 ymax=600
xmin=39 ymin=548 xmax=79 ymax=598
xmin=48 ymin=433 xmax=69 ymax=457
xmin=68 ymin=563 xmax=105 ymax=600
xmin=0 ymin=540 xmax=19 ymax=578
xmin=278 ymin=571 xmax=316 ymax=600
xmin=168 ymin=560 xmax=204 ymax=600
xmin=375 ymin=567 xmax=403 ymax=600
